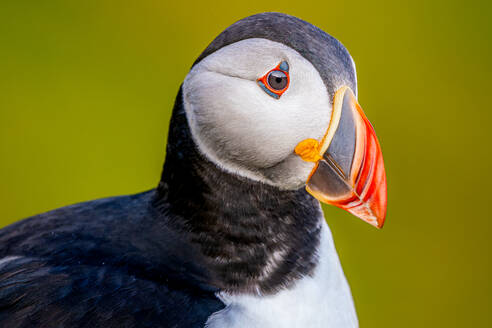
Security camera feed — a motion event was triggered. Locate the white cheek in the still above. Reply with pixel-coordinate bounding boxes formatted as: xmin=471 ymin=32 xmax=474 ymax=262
xmin=183 ymin=38 xmax=332 ymax=188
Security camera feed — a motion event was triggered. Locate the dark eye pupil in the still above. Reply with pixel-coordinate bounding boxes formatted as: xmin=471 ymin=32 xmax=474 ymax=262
xmin=267 ymin=70 xmax=288 ymax=90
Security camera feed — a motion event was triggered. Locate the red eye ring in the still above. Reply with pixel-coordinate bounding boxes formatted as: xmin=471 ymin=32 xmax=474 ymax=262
xmin=257 ymin=61 xmax=290 ymax=99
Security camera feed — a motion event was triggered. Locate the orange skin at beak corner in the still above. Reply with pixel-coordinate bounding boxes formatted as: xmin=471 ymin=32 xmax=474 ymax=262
xmin=295 ymin=87 xmax=387 ymax=228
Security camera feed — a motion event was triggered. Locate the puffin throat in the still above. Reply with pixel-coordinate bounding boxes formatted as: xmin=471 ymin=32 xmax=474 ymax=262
xmin=154 ymin=87 xmax=323 ymax=295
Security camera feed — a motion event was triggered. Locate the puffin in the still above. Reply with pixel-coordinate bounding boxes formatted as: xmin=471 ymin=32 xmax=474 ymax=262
xmin=0 ymin=12 xmax=387 ymax=328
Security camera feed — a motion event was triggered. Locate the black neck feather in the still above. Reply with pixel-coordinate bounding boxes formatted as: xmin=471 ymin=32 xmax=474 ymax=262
xmin=154 ymin=87 xmax=322 ymax=294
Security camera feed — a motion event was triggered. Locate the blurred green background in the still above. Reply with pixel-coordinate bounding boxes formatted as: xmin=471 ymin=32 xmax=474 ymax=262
xmin=1 ymin=1 xmax=491 ymax=327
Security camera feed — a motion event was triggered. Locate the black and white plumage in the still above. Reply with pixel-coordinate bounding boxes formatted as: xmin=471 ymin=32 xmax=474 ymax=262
xmin=0 ymin=12 xmax=384 ymax=328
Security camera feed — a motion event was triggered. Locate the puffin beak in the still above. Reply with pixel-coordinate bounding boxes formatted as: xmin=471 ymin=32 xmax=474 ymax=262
xmin=295 ymin=86 xmax=387 ymax=228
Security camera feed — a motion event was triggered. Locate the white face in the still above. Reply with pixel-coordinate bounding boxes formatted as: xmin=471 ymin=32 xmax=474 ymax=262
xmin=183 ymin=38 xmax=336 ymax=189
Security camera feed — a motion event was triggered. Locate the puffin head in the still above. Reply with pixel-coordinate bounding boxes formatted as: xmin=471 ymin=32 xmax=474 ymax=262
xmin=182 ymin=13 xmax=387 ymax=228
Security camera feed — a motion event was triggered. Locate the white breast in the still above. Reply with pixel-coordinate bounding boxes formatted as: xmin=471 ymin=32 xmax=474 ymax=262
xmin=205 ymin=220 xmax=358 ymax=328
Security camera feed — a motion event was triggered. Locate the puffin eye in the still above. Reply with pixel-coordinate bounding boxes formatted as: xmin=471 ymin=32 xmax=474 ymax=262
xmin=257 ymin=61 xmax=290 ymax=99
xmin=267 ymin=71 xmax=288 ymax=91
